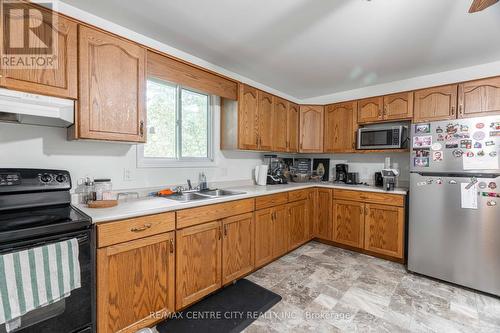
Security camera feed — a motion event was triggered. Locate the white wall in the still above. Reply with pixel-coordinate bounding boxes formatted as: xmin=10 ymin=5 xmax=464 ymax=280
xmin=0 ymin=102 xmax=264 ymax=191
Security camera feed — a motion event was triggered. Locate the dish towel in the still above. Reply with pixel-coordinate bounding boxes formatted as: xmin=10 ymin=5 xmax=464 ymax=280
xmin=0 ymin=238 xmax=81 ymax=329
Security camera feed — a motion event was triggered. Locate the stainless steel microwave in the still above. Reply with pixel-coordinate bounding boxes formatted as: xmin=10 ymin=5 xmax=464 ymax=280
xmin=357 ymin=125 xmax=407 ymax=150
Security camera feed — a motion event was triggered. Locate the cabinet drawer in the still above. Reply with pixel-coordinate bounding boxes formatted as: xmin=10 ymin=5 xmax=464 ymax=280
xmin=288 ymin=189 xmax=309 ymax=202
xmin=176 ymin=199 xmax=254 ymax=229
xmin=97 ymin=212 xmax=175 ymax=248
xmin=333 ymin=189 xmax=404 ymax=207
xmin=255 ymin=193 xmax=289 ymax=210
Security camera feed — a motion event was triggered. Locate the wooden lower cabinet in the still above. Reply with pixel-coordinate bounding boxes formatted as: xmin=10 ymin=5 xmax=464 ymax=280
xmin=254 ymin=209 xmax=274 ymax=267
xmin=288 ymin=200 xmax=308 ymax=250
xmin=272 ymin=205 xmax=289 ymax=258
xmin=222 ymin=213 xmax=255 ymax=284
xmin=364 ymin=204 xmax=404 ymax=258
xmin=97 ymin=232 xmax=175 ymax=333
xmin=176 ymin=221 xmax=222 ymax=309
xmin=332 ymin=200 xmax=365 ymax=249
xmin=315 ymin=189 xmax=333 ymax=240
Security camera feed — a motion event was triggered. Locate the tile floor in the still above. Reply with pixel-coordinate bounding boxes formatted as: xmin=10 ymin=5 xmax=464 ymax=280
xmin=243 ymin=241 xmax=500 ymax=333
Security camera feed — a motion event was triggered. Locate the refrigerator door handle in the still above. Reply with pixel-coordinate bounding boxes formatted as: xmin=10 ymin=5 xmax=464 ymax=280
xmin=465 ymin=177 xmax=478 ymax=190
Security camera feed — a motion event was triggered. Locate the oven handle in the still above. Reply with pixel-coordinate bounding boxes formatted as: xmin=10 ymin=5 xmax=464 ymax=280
xmin=0 ymin=231 xmax=90 ymax=254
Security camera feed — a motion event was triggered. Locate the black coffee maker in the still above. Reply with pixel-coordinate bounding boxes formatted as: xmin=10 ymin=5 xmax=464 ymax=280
xmin=335 ymin=164 xmax=348 ymax=183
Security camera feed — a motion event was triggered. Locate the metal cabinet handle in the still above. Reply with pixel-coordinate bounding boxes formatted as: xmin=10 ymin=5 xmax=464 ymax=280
xmin=451 ymin=106 xmax=455 ymax=116
xmin=139 ymin=121 xmax=144 ymax=136
xmin=458 ymin=105 xmax=463 ymax=118
xmin=169 ymin=238 xmax=175 ymax=253
xmin=224 ymin=224 xmax=228 ymax=236
xmin=218 ymin=226 xmax=222 ymax=240
xmin=130 ymin=223 xmax=152 ymax=232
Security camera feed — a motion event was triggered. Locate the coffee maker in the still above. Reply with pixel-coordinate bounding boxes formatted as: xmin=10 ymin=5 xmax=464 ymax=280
xmin=264 ymin=155 xmax=288 ymax=185
xmin=335 ymin=164 xmax=348 ymax=183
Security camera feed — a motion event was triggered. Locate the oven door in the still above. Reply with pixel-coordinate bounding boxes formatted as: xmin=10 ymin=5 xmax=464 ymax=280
xmin=357 ymin=127 xmax=402 ymax=149
xmin=0 ymin=230 xmax=93 ymax=333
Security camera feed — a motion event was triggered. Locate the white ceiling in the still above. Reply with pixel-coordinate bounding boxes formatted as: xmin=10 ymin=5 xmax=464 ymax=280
xmin=61 ymin=0 xmax=500 ymax=99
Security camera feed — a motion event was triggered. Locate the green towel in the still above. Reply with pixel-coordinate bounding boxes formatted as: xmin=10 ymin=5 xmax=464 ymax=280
xmin=0 ymin=238 xmax=81 ymax=325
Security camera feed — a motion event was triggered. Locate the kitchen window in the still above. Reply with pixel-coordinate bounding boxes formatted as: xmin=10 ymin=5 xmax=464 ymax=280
xmin=138 ymin=79 xmax=214 ymax=167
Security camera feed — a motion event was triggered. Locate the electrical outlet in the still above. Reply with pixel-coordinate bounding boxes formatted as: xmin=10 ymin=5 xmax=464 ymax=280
xmin=123 ymin=168 xmax=134 ymax=181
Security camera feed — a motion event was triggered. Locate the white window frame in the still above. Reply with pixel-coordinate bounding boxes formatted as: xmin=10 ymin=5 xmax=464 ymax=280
xmin=137 ymin=78 xmax=215 ymax=168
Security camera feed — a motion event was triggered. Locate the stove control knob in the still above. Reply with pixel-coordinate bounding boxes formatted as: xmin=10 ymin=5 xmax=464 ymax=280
xmin=40 ymin=174 xmax=52 ymax=183
xmin=55 ymin=174 xmax=66 ymax=183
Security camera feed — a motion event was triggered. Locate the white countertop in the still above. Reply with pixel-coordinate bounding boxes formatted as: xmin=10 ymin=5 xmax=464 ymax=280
xmin=77 ymin=182 xmax=407 ymax=223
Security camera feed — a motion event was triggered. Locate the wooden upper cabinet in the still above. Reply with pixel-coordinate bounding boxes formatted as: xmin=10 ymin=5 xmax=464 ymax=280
xmin=414 ymin=84 xmax=458 ymax=123
xmin=221 ymin=213 xmax=254 ymax=285
xmin=299 ymin=105 xmax=324 ymax=153
xmin=272 ymin=97 xmax=288 ymax=152
xmin=76 ymin=26 xmax=146 ymax=142
xmin=459 ymin=77 xmax=500 ymax=118
xmin=287 ymin=103 xmax=300 ymax=153
xmin=238 ymin=84 xmax=259 ymax=150
xmin=324 ymin=102 xmax=357 ymax=153
xmin=357 ymin=97 xmax=383 ymax=123
xmin=258 ymin=90 xmax=274 ymax=151
xmin=315 ymin=188 xmax=332 ymax=240
xmin=97 ymin=232 xmax=175 ymax=333
xmin=383 ymin=92 xmax=413 ymax=121
xmin=0 ymin=4 xmax=77 ymax=99
xmin=364 ymin=204 xmax=404 ymax=259
xmin=288 ymin=200 xmax=308 ymax=250
xmin=176 ymin=221 xmax=222 ymax=309
xmin=332 ymin=199 xmax=365 ymax=249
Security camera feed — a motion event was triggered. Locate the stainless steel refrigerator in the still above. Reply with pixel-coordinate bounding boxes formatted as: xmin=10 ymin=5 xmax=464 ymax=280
xmin=408 ymin=115 xmax=500 ymax=296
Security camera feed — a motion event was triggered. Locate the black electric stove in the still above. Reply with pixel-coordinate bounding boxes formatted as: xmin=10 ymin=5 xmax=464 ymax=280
xmin=0 ymin=169 xmax=94 ymax=333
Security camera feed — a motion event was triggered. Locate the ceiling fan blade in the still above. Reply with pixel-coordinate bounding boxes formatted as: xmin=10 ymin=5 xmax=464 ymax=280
xmin=469 ymin=0 xmax=499 ymax=12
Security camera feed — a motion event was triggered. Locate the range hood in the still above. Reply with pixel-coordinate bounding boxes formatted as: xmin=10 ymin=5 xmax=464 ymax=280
xmin=0 ymin=88 xmax=74 ymax=128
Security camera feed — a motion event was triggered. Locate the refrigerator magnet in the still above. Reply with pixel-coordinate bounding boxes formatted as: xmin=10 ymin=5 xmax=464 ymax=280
xmin=485 ymin=141 xmax=495 ymax=146
xmin=432 ymin=151 xmax=443 ymax=162
xmin=473 ymin=131 xmax=486 ymax=141
xmin=414 ymin=157 xmax=429 ymax=167
xmin=477 ymin=150 xmax=485 ymax=157
xmin=489 ymin=182 xmax=497 ymax=190
xmin=452 ymin=149 xmax=463 ymax=158
xmin=490 ymin=131 xmax=500 ymax=137
xmin=491 ymin=122 xmax=500 ymax=130
xmin=476 ymin=123 xmax=485 ymax=129
xmin=414 ymin=148 xmax=430 ymax=157
xmin=466 ymin=151 xmax=474 ymax=157
xmin=474 ymin=142 xmax=482 ymax=149
xmin=437 ymin=134 xmax=444 ymax=141
xmin=446 ymin=141 xmax=459 ymax=149
xmin=446 ymin=123 xmax=458 ymax=134
xmin=460 ymin=140 xmax=472 ymax=149
xmin=489 ymin=151 xmax=497 ymax=157
xmin=460 ymin=125 xmax=469 ymax=132
xmin=479 ymin=182 xmax=487 ymax=189
xmin=431 ymin=143 xmax=442 ymax=151
xmin=436 ymin=126 xmax=443 ymax=134
xmin=413 ymin=135 xmax=432 ymax=148
xmin=415 ymin=123 xmax=431 ymax=134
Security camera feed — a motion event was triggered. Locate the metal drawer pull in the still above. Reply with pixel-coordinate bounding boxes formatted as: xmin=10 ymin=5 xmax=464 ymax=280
xmin=130 ymin=223 xmax=152 ymax=232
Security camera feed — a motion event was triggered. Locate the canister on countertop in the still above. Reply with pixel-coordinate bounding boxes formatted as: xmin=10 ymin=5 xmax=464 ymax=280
xmin=93 ymin=179 xmax=112 ymax=200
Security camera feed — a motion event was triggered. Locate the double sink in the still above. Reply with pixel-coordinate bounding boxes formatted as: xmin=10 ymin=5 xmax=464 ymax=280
xmin=165 ymin=189 xmax=246 ymax=202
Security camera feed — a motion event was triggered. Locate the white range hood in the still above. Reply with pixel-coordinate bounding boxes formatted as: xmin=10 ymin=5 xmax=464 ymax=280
xmin=0 ymin=88 xmax=74 ymax=128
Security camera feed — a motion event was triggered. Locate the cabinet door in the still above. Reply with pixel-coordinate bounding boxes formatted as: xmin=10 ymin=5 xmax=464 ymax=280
xmin=272 ymin=97 xmax=288 ymax=152
xmin=78 ymin=26 xmax=146 ymax=142
xmin=357 ymin=97 xmax=383 ymax=123
xmin=332 ymin=200 xmax=364 ymax=248
xmin=222 ymin=213 xmax=254 ymax=284
xmin=254 ymin=209 xmax=274 ymax=267
xmin=307 ymin=189 xmax=317 ymax=238
xmin=272 ymin=205 xmax=288 ymax=258
xmin=97 ymin=232 xmax=175 ymax=333
xmin=316 ymin=189 xmax=332 ymax=240
xmin=299 ymin=105 xmax=324 ymax=153
xmin=0 ymin=5 xmax=77 ymax=99
xmin=258 ymin=90 xmax=274 ymax=151
xmin=238 ymin=84 xmax=259 ymax=150
xmin=287 ymin=103 xmax=300 ymax=152
xmin=176 ymin=221 xmax=222 ymax=309
xmin=324 ymin=102 xmax=357 ymax=153
xmin=459 ymin=77 xmax=500 ymax=118
xmin=288 ymin=200 xmax=308 ymax=250
xmin=383 ymin=92 xmax=413 ymax=121
xmin=414 ymin=85 xmax=458 ymax=123
xmin=364 ymin=204 xmax=404 ymax=258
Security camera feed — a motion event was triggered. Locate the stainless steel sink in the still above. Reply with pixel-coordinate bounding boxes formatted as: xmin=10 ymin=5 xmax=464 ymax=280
xmin=164 ymin=189 xmax=246 ymax=202
xmin=198 ymin=189 xmax=246 ymax=198
xmin=166 ymin=192 xmax=210 ymax=202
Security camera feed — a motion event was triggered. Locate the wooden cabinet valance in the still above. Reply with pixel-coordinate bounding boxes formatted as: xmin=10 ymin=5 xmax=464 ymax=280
xmin=147 ymin=50 xmax=238 ymax=99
